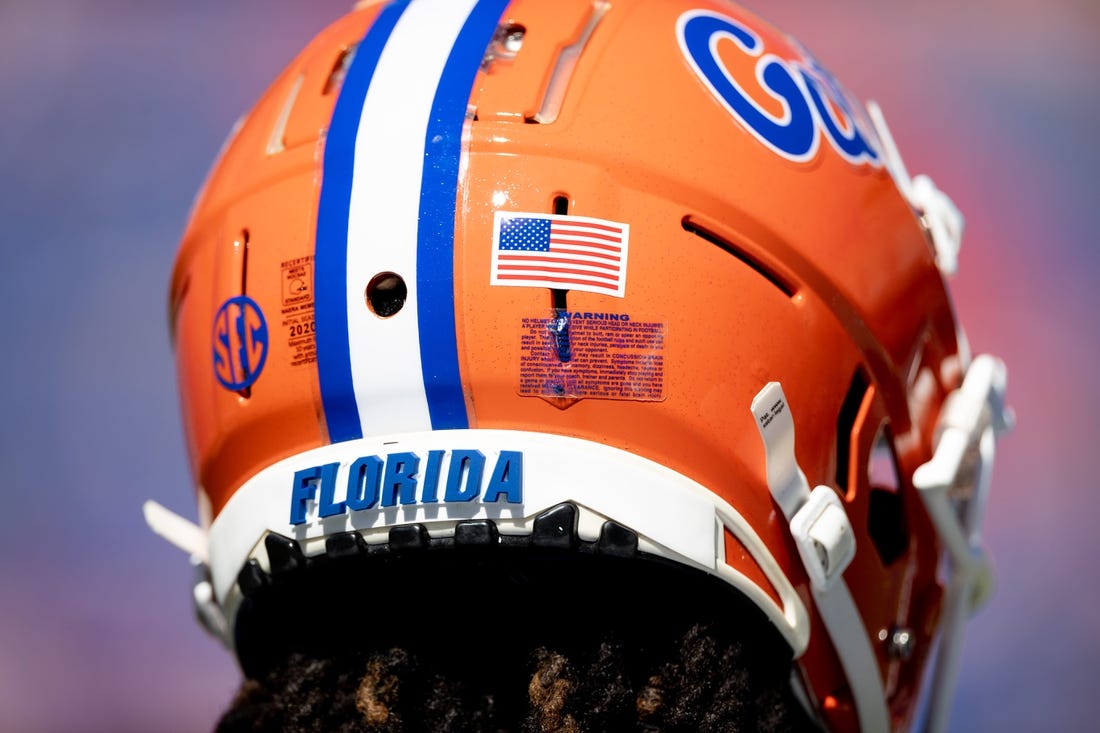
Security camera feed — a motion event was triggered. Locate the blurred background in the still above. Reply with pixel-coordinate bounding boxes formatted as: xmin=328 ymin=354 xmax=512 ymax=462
xmin=0 ymin=1 xmax=1095 ymax=730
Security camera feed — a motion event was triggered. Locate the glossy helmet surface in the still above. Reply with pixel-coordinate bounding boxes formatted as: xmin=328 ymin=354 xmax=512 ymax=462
xmin=151 ymin=1 xmax=1011 ymax=731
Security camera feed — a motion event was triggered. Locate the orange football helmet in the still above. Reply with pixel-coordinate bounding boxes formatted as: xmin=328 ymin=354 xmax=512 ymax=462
xmin=147 ymin=1 xmax=1011 ymax=731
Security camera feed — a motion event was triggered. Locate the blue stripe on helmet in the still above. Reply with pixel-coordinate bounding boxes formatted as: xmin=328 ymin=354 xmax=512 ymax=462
xmin=416 ymin=0 xmax=510 ymax=430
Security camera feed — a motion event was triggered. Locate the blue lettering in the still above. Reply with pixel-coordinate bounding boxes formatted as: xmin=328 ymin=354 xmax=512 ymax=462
xmin=290 ymin=465 xmax=323 ymax=525
xmin=347 ymin=455 xmax=383 ymax=511
xmin=289 ymin=449 xmax=528 ymax=523
xmin=421 ymin=450 xmax=445 ymax=504
xmin=679 ymin=12 xmax=816 ymax=161
xmin=316 ymin=462 xmax=344 ymax=518
xmin=381 ymin=452 xmax=420 ymax=507
xmin=444 ymin=450 xmax=485 ymax=502
xmin=677 ymin=10 xmax=881 ymax=166
xmin=484 ymin=451 xmax=524 ymax=503
xmin=799 ymin=59 xmax=879 ymax=164
xmin=565 ymin=312 xmax=630 ymax=321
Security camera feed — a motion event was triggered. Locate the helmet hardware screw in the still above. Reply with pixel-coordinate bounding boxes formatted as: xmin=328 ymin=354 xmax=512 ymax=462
xmin=502 ymin=25 xmax=525 ymax=54
xmin=886 ymin=626 xmax=915 ymax=661
xmin=482 ymin=23 xmax=525 ymax=70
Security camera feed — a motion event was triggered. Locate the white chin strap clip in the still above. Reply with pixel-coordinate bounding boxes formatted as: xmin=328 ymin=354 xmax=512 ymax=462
xmin=752 ymin=384 xmax=889 ymax=733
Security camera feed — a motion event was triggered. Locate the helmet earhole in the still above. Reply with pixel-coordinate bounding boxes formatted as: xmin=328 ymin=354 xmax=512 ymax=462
xmin=365 ymin=272 xmax=407 ymax=318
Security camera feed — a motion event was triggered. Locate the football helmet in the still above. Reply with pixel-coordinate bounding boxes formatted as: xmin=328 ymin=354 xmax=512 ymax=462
xmin=147 ymin=1 xmax=1011 ymax=731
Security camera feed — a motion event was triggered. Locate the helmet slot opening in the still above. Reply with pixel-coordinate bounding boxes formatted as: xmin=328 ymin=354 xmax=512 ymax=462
xmin=834 ymin=368 xmax=869 ymax=498
xmin=235 ymin=230 xmax=252 ymax=400
xmin=323 ymin=44 xmax=357 ymax=96
xmin=680 ymin=217 xmax=795 ymax=297
xmin=866 ymin=425 xmax=909 ymax=565
xmin=237 ymin=229 xmax=250 ymax=297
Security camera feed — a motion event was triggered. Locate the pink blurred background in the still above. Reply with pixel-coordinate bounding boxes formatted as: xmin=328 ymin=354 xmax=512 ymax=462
xmin=0 ymin=1 xmax=1095 ymax=730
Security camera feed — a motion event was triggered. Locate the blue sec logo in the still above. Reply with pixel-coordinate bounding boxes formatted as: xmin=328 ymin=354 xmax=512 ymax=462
xmin=213 ymin=295 xmax=269 ymax=391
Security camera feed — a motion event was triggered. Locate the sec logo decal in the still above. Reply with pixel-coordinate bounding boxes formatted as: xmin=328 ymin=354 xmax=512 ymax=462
xmin=213 ymin=295 xmax=269 ymax=391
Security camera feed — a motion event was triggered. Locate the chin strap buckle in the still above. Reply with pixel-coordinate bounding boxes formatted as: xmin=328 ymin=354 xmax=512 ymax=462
xmin=791 ymin=486 xmax=856 ymax=593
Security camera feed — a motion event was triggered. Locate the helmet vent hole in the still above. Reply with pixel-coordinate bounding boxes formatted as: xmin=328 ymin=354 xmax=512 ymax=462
xmin=238 ymin=229 xmax=251 ymax=296
xmin=867 ymin=426 xmax=908 ymax=565
xmin=869 ymin=488 xmax=908 ymax=565
xmin=365 ymin=272 xmax=407 ymax=318
xmin=835 ymin=368 xmax=870 ymax=497
xmin=324 ymin=44 xmax=357 ymax=96
xmin=681 ymin=217 xmax=795 ymax=297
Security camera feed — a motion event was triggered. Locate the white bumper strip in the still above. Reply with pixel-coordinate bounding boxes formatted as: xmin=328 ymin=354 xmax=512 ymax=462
xmin=207 ymin=429 xmax=809 ymax=654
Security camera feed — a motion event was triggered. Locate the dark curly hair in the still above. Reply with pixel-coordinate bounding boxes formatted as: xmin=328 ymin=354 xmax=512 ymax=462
xmin=216 ymin=542 xmax=818 ymax=733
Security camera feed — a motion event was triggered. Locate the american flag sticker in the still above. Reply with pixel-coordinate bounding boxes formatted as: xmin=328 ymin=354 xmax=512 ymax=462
xmin=490 ymin=211 xmax=630 ymax=298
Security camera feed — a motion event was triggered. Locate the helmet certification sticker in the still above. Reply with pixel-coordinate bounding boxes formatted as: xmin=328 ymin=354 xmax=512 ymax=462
xmin=213 ymin=295 xmax=269 ymax=391
xmin=519 ymin=311 xmax=666 ymax=402
xmin=280 ymin=256 xmax=317 ymax=367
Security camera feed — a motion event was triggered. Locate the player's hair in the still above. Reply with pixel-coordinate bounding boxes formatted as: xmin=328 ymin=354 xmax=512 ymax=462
xmin=216 ymin=547 xmax=818 ymax=732
xmin=216 ymin=622 xmax=816 ymax=733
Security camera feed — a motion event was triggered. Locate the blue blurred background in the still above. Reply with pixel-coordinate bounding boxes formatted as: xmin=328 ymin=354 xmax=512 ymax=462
xmin=1 ymin=1 xmax=1096 ymax=730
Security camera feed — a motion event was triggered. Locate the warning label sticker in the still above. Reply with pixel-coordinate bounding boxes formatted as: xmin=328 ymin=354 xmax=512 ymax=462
xmin=280 ymin=256 xmax=316 ymax=367
xmin=519 ymin=312 xmax=666 ymax=401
